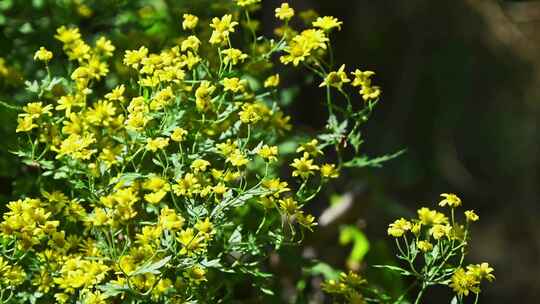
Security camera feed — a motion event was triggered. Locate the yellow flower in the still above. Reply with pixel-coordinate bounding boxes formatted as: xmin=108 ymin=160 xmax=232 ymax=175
xmin=159 ymin=207 xmax=185 ymax=231
xmin=464 ymin=210 xmax=479 ymax=222
xmin=182 ymin=14 xmax=199 ymax=30
xmin=86 ymin=100 xmax=116 ymax=126
xmin=387 ymin=218 xmax=412 ymax=237
xmin=143 ymin=175 xmax=170 ymax=192
xmin=279 ymin=197 xmax=299 ymax=215
xmin=235 ymin=0 xmax=261 ymax=7
xmin=181 ymin=35 xmax=201 ymax=52
xmin=351 ymin=69 xmax=375 ymax=87
xmin=296 ymin=139 xmax=323 ymax=157
xmin=34 ymin=47 xmax=53 ymax=62
xmin=449 ymin=268 xmax=480 ymax=297
xmin=280 ymin=29 xmax=328 ymax=66
xmin=95 ymin=37 xmax=115 ymax=57
xmin=135 ymin=225 xmax=163 ymax=244
xmin=150 ymin=86 xmax=175 ymax=110
xmin=222 ymin=77 xmax=246 ymax=93
xmin=264 ymin=74 xmax=280 ymax=88
xmin=195 ymin=218 xmax=214 ymax=236
xmin=123 ymin=46 xmax=148 ymax=69
xmin=54 ymin=26 xmax=81 ymax=45
xmin=212 ymin=183 xmax=228 ymax=196
xmin=320 ymin=163 xmax=339 ymax=179
xmin=290 ymin=152 xmax=319 ymax=179
xmin=55 ymin=133 xmax=96 ymax=160
xmin=359 ymin=85 xmax=381 ymax=101
xmin=221 ymin=48 xmax=248 ymax=66
xmin=16 ymin=116 xmax=37 ymax=133
xmin=439 ymin=193 xmax=462 ymax=208
xmin=275 ymin=3 xmax=295 ymax=21
xmin=262 ymin=178 xmax=290 ymax=197
xmin=191 ymin=159 xmax=211 ymax=173
xmin=279 ymin=40 xmax=310 ymax=66
xmin=226 ymin=149 xmax=249 ymax=167
xmin=195 ymin=81 xmax=216 ymax=111
xmin=417 ymin=240 xmax=433 ymax=252
xmin=296 ymin=211 xmax=317 ymax=231
xmin=466 ymin=263 xmax=495 ymax=282
xmin=430 ymin=224 xmax=451 ymax=240
xmin=76 ymin=3 xmax=93 ymax=18
xmin=84 ymin=290 xmax=107 ymax=304
xmin=239 ymin=103 xmax=261 ymax=124
xmin=22 ymin=101 xmax=53 ymax=118
xmin=177 ymin=228 xmax=205 ymax=255
xmin=257 ymin=145 xmax=278 ymax=162
xmin=320 ymin=64 xmax=350 ymax=89
xmin=312 ymin=16 xmax=343 ymax=31
xmin=171 ymin=127 xmax=188 ymax=142
xmin=91 ymin=208 xmax=109 ymax=226
xmin=417 ymin=207 xmax=448 ymax=225
xmin=105 ymin=85 xmax=125 ymax=102
xmin=172 ymin=173 xmax=201 ymax=197
xmin=146 ymin=137 xmax=170 ymax=152
xmin=187 ymin=265 xmax=207 ymax=282
xmin=209 ymin=14 xmax=238 ymax=45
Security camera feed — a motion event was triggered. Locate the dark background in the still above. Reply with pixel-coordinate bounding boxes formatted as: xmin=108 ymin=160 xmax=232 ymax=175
xmin=280 ymin=0 xmax=540 ymax=302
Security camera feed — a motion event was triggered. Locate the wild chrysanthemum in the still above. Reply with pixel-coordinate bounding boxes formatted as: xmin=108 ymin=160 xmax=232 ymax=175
xmin=312 ymin=16 xmax=343 ymax=31
xmin=290 ymin=152 xmax=319 ymax=179
xmin=275 ymin=3 xmax=295 ymax=21
xmin=34 ymin=46 xmax=53 ymax=62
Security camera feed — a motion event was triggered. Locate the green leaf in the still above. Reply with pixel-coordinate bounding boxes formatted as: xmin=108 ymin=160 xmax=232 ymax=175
xmin=348 ymin=131 xmax=363 ymax=153
xmin=98 ymin=283 xmax=129 ymax=298
xmin=130 ymin=255 xmax=171 ymax=276
xmin=0 ymin=100 xmax=21 ymax=111
xmin=343 ymin=149 xmax=406 ymax=168
xmin=372 ymin=265 xmax=413 ymax=276
xmin=201 ymin=258 xmax=222 ymax=268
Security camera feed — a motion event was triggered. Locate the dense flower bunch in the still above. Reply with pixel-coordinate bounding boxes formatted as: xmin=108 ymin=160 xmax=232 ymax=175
xmin=1 ymin=2 xmax=382 ymax=303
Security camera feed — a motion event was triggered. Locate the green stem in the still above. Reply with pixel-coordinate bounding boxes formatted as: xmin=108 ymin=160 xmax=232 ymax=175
xmin=414 ymin=285 xmax=427 ymax=304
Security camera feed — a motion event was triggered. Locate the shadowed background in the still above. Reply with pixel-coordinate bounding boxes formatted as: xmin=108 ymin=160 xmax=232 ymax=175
xmin=280 ymin=0 xmax=540 ymax=302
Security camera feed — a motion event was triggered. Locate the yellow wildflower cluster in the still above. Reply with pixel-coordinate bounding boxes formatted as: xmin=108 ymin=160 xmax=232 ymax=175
xmin=321 ymin=271 xmax=367 ymax=303
xmin=3 ymin=2 xmax=384 ymax=302
xmin=386 ymin=193 xmax=494 ymax=301
xmin=450 ymin=263 xmax=495 ymax=297
xmin=387 ymin=193 xmax=472 ymax=241
xmin=290 ymin=139 xmax=339 ymax=180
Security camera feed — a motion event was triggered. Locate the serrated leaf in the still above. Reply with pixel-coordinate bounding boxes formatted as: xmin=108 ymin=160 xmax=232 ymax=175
xmin=130 ymin=255 xmax=171 ymax=276
xmin=344 ymin=149 xmax=406 ymax=168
